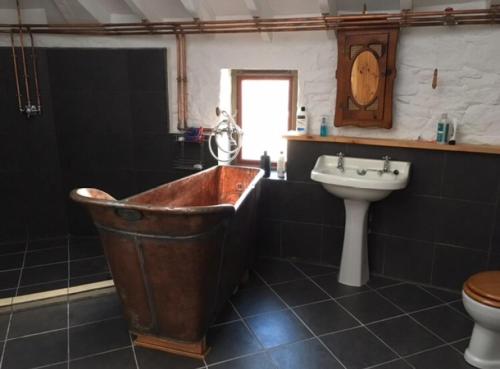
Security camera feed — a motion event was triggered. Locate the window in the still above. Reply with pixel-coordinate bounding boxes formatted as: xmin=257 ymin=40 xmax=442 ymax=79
xmin=234 ymin=71 xmax=297 ymax=164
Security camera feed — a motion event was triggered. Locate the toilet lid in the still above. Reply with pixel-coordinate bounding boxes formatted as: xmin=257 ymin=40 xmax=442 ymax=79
xmin=464 ymin=271 xmax=500 ymax=309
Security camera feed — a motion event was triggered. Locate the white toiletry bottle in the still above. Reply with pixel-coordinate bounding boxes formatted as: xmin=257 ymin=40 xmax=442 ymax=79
xmin=296 ymin=107 xmax=308 ymax=135
xmin=277 ymin=151 xmax=286 ymax=179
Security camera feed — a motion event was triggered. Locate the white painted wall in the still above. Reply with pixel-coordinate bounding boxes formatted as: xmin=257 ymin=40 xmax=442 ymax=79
xmin=1 ymin=25 xmax=500 ymax=144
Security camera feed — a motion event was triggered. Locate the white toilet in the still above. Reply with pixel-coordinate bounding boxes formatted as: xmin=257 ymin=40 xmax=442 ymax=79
xmin=462 ymin=271 xmax=500 ymax=369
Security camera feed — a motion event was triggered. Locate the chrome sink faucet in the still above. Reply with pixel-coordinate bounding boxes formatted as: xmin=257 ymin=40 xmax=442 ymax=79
xmin=337 ymin=152 xmax=345 ymax=172
xmin=382 ymin=155 xmax=391 ymax=173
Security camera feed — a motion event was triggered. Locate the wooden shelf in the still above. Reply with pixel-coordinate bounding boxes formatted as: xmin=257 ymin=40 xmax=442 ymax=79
xmin=283 ymin=134 xmax=500 ymax=155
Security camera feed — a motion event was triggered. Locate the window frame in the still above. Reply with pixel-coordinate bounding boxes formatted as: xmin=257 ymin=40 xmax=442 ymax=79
xmin=232 ymin=70 xmax=298 ymax=166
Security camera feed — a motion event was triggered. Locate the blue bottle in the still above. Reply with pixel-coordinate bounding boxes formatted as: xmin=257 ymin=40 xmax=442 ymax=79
xmin=320 ymin=116 xmax=328 ymax=137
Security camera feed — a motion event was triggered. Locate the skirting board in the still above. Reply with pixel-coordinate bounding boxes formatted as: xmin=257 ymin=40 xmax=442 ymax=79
xmin=0 ymin=280 xmax=115 ymax=307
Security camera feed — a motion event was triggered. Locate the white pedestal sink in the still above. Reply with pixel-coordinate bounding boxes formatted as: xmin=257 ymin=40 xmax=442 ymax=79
xmin=311 ymin=154 xmax=411 ymax=287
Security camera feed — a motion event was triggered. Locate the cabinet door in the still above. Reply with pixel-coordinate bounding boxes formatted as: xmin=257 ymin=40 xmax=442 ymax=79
xmin=335 ymin=28 xmax=399 ymax=129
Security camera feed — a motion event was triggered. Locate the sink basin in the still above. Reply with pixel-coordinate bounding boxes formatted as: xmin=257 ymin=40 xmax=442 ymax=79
xmin=311 ymin=154 xmax=411 ymax=287
xmin=311 ymin=155 xmax=411 ymax=202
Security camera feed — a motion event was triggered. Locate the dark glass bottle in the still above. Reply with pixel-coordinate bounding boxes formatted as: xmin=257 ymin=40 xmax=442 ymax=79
xmin=260 ymin=151 xmax=271 ymax=178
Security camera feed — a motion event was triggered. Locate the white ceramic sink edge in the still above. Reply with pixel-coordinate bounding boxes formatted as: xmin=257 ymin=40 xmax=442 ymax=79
xmin=311 ymin=155 xmax=411 ymax=191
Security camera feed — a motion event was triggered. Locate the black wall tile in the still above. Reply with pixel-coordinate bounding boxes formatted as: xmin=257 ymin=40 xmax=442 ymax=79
xmin=442 ymin=152 xmax=500 ymax=203
xmin=257 ymin=220 xmax=281 ymax=258
xmin=382 ymin=236 xmax=434 ymax=284
xmin=432 ymin=245 xmax=488 ymax=290
xmin=434 ymin=199 xmax=494 ymax=251
xmin=127 ymin=49 xmax=167 ymax=92
xmin=321 ymin=226 xmax=344 ymax=266
xmin=370 ymin=192 xmax=438 ymax=242
xmin=281 ymin=222 xmax=322 ymax=261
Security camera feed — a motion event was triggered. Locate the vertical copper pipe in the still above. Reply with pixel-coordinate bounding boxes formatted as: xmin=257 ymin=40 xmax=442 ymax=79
xmin=10 ymin=32 xmax=23 ymax=111
xmin=176 ymin=33 xmax=184 ymax=130
xmin=29 ymin=31 xmax=41 ymax=111
xmin=180 ymin=34 xmax=187 ymax=128
xmin=16 ymin=0 xmax=31 ymax=108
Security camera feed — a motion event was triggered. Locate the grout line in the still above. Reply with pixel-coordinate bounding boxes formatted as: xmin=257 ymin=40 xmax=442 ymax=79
xmin=251 ymin=268 xmax=349 ymax=369
xmin=285 ymin=260 xmax=417 ymax=369
xmin=68 ymin=345 xmax=132 ymax=363
xmin=128 ymin=333 xmax=140 ymax=369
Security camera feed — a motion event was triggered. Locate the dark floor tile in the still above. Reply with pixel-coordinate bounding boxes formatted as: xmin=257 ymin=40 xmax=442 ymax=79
xmin=246 ymin=309 xmax=311 ymax=349
xmin=20 ymin=263 xmax=68 ymax=286
xmin=41 ymin=363 xmax=67 ymax=369
xmin=406 ymin=346 xmax=475 ymax=369
xmin=293 ymin=300 xmax=359 ymax=336
xmin=0 ymin=290 xmax=15 ymax=299
xmin=321 ymin=327 xmax=397 ymax=369
xmin=70 ymin=272 xmax=112 ymax=287
xmin=367 ymin=275 xmax=401 ymax=289
xmin=0 ymin=311 xmax=10 ymax=338
xmin=449 ymin=300 xmax=470 ymax=318
xmin=421 ymin=286 xmax=461 ymax=302
xmin=70 ymin=292 xmax=122 ymax=326
xmin=28 ymin=237 xmax=68 ymax=251
xmin=0 ymin=253 xmax=24 ymax=271
xmin=293 ymin=261 xmax=337 ymax=277
xmin=239 ymin=270 xmax=264 ymax=290
xmin=231 ymin=286 xmax=286 ymax=317
xmin=69 ymin=239 xmax=104 ymax=260
xmin=70 ymin=347 xmax=136 ymax=369
xmin=270 ymin=338 xmax=343 ymax=369
xmin=368 ymin=315 xmax=443 ymax=356
xmin=253 ymin=259 xmax=303 ymax=284
xmin=69 ymin=317 xmax=130 ymax=359
xmin=17 ymin=280 xmax=68 ymax=296
xmin=312 ymin=273 xmax=369 ymax=298
xmin=453 ymin=338 xmax=470 ymax=353
xmin=337 ymin=291 xmax=403 ymax=324
xmin=210 ymin=352 xmax=277 ymax=369
xmin=136 ymin=346 xmax=203 ymax=369
xmin=24 ymin=246 xmax=68 ymax=267
xmin=371 ymin=360 xmax=413 ymax=369
xmin=378 ymin=284 xmax=442 ymax=312
xmin=2 ymin=330 xmax=68 ymax=369
xmin=271 ymin=279 xmax=329 ymax=307
xmin=0 ymin=270 xmax=21 ymax=290
xmin=214 ymin=303 xmax=240 ymax=325
xmin=70 ymin=256 xmax=109 ymax=278
xmin=411 ymin=305 xmax=473 ymax=342
xmin=206 ymin=321 xmax=261 ymax=364
xmin=9 ymin=301 xmax=67 ymax=338
xmin=0 ymin=242 xmax=26 ymax=255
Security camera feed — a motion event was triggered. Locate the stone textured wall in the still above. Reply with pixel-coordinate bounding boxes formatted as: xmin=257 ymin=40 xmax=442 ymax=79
xmin=1 ymin=26 xmax=499 ymax=144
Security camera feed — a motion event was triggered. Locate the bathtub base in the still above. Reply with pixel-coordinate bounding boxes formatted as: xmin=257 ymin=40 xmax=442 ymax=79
xmin=134 ymin=334 xmax=210 ymax=359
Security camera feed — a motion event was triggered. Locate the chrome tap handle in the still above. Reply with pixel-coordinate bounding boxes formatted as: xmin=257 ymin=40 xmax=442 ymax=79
xmin=337 ymin=152 xmax=345 ymax=171
xmin=382 ymin=156 xmax=391 ymax=172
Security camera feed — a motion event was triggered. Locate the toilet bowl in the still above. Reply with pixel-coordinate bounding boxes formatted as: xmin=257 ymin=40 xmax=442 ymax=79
xmin=462 ymin=271 xmax=500 ymax=369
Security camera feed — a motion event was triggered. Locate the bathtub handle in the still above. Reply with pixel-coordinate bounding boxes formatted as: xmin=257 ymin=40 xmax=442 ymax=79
xmin=115 ymin=208 xmax=143 ymax=221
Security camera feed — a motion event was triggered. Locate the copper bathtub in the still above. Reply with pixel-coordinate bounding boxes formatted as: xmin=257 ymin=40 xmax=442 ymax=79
xmin=70 ymin=165 xmax=264 ymax=358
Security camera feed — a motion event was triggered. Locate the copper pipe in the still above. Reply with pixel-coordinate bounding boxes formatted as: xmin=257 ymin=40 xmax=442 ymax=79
xmin=29 ymin=31 xmax=41 ymax=112
xmin=180 ymin=34 xmax=187 ymax=128
xmin=16 ymin=0 xmax=31 ymax=108
xmin=176 ymin=34 xmax=184 ymax=130
xmin=10 ymin=32 xmax=23 ymax=111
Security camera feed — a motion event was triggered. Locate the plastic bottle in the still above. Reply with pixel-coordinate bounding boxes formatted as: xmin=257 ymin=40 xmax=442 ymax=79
xmin=277 ymin=151 xmax=286 ymax=179
xmin=260 ymin=151 xmax=271 ymax=178
xmin=296 ymin=107 xmax=308 ymax=135
xmin=436 ymin=113 xmax=450 ymax=144
xmin=320 ymin=116 xmax=328 ymax=137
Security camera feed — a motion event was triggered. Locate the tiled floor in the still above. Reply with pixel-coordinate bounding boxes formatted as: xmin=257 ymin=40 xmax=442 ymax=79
xmin=0 ymin=258 xmax=475 ymax=369
xmin=0 ymin=237 xmax=111 ymax=299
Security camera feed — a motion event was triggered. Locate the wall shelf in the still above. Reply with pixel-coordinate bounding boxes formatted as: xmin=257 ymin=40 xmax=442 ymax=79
xmin=283 ymin=134 xmax=500 ymax=155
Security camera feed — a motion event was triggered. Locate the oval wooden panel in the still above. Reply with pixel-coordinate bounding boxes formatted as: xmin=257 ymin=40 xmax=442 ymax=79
xmin=350 ymin=50 xmax=380 ymax=107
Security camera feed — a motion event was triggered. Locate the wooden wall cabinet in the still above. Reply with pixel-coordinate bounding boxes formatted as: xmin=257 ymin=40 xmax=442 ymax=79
xmin=334 ymin=28 xmax=399 ymax=129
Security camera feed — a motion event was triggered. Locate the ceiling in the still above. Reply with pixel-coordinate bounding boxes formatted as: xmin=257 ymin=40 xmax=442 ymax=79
xmin=0 ymin=0 xmax=492 ymax=24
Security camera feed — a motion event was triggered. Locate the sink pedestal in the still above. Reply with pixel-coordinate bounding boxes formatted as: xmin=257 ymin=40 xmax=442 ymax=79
xmin=338 ymin=199 xmax=370 ymax=287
